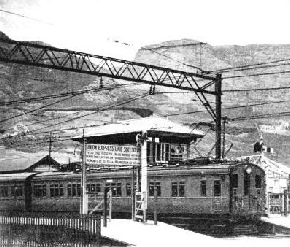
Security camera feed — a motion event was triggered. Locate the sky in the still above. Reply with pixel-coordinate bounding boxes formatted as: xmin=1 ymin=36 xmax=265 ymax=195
xmin=0 ymin=0 xmax=290 ymax=60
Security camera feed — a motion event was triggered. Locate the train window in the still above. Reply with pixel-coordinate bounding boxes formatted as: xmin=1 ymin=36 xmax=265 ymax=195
xmin=11 ymin=185 xmax=23 ymax=197
xmin=232 ymin=174 xmax=238 ymax=188
xmin=33 ymin=184 xmax=47 ymax=198
xmin=108 ymin=183 xmax=122 ymax=197
xmin=171 ymin=182 xmax=185 ymax=197
xmin=147 ymin=143 xmax=169 ymax=163
xmin=213 ymin=181 xmax=221 ymax=197
xmin=0 ymin=186 xmax=9 ymax=198
xmin=50 ymin=184 xmax=64 ymax=197
xmin=244 ymin=172 xmax=250 ymax=196
xmin=126 ymin=183 xmax=132 ymax=197
xmin=179 ymin=182 xmax=185 ymax=197
xmin=171 ymin=182 xmax=178 ymax=197
xmin=255 ymin=175 xmax=262 ymax=188
xmin=200 ymin=180 xmax=206 ymax=196
xmin=68 ymin=183 xmax=81 ymax=197
xmin=149 ymin=182 xmax=161 ymax=197
xmin=87 ymin=183 xmax=101 ymax=194
xmin=170 ymin=144 xmax=187 ymax=162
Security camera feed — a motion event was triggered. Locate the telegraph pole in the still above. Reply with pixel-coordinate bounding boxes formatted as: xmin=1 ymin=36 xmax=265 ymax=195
xmin=48 ymin=132 xmax=52 ymax=157
xmin=215 ymin=73 xmax=222 ymax=159
xmin=81 ymin=129 xmax=88 ymax=214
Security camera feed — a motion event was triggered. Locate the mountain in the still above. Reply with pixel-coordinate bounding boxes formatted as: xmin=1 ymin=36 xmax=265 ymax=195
xmin=135 ymin=39 xmax=290 ymax=164
xmin=0 ymin=32 xmax=290 ymax=166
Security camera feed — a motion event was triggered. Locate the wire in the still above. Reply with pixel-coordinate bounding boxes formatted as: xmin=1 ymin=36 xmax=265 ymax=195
xmin=17 ymin=82 xmax=140 ymax=129
xmin=0 ymin=8 xmax=53 ymax=25
xmin=110 ymin=39 xmax=207 ymax=73
xmin=223 ymin=86 xmax=290 ymax=93
xmin=223 ymin=69 xmax=290 ymax=79
xmin=216 ymin=57 xmax=290 ymax=73
xmin=26 ymin=92 xmax=150 ymax=135
xmin=0 ymin=94 xmax=76 ymax=124
xmin=0 ymin=87 xmax=104 ymax=106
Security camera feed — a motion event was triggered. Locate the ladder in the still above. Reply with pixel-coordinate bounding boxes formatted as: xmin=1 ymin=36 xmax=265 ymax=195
xmin=135 ymin=192 xmax=146 ymax=222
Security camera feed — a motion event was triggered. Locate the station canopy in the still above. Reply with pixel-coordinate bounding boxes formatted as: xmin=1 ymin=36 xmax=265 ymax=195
xmin=72 ymin=116 xmax=205 ymax=144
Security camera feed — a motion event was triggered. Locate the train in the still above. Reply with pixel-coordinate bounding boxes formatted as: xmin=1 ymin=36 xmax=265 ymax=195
xmin=0 ymin=159 xmax=266 ymax=220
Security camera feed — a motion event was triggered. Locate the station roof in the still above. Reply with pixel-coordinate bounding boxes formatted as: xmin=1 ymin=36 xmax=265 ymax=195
xmin=72 ymin=116 xmax=204 ymax=142
xmin=0 ymin=155 xmax=61 ymax=174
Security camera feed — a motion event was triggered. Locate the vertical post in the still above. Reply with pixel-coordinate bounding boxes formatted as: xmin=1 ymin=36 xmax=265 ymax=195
xmin=109 ymin=189 xmax=112 ymax=222
xmin=140 ymin=131 xmax=148 ymax=222
xmin=222 ymin=117 xmax=228 ymax=159
xmin=154 ymin=185 xmax=157 ymax=225
xmin=48 ymin=132 xmax=52 ymax=157
xmin=81 ymin=129 xmax=88 ymax=214
xmin=215 ymin=73 xmax=222 ymax=160
xmin=284 ymin=189 xmax=288 ymax=217
xmin=103 ymin=186 xmax=108 ymax=227
xmin=131 ymin=166 xmax=136 ymax=220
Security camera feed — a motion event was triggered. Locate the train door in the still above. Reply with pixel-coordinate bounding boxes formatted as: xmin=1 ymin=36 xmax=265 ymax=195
xmin=230 ymin=165 xmax=265 ymax=215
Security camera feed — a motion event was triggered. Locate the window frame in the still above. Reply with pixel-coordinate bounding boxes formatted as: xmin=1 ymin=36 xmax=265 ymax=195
xmin=149 ymin=181 xmax=161 ymax=197
xmin=33 ymin=184 xmax=47 ymax=198
xmin=200 ymin=180 xmax=207 ymax=197
xmin=68 ymin=183 xmax=81 ymax=197
xmin=213 ymin=180 xmax=221 ymax=197
xmin=49 ymin=183 xmax=64 ymax=197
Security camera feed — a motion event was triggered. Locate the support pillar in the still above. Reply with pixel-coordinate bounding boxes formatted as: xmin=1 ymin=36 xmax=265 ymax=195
xmin=140 ymin=136 xmax=148 ymax=222
xmin=215 ymin=73 xmax=222 ymax=160
xmin=81 ymin=130 xmax=88 ymax=214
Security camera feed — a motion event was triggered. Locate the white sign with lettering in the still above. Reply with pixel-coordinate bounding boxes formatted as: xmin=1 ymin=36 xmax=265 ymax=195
xmin=86 ymin=144 xmax=140 ymax=167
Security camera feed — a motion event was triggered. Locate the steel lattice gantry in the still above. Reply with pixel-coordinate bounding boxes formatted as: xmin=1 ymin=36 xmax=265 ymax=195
xmin=0 ymin=38 xmax=222 ymax=159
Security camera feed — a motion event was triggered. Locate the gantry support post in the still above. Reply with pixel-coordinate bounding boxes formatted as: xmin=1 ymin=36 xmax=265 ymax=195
xmin=215 ymin=73 xmax=222 ymax=160
xmin=140 ymin=132 xmax=148 ymax=222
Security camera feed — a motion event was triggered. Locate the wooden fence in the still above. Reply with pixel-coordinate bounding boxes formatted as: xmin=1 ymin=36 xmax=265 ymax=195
xmin=0 ymin=211 xmax=101 ymax=246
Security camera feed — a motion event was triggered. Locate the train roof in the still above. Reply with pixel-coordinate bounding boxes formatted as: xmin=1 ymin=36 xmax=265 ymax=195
xmin=29 ymin=161 xmax=262 ymax=180
xmin=0 ymin=172 xmax=37 ymax=182
xmin=72 ymin=116 xmax=204 ymax=142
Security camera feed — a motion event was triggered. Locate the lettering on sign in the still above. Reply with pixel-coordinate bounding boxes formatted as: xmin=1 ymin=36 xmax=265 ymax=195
xmin=86 ymin=144 xmax=140 ymax=167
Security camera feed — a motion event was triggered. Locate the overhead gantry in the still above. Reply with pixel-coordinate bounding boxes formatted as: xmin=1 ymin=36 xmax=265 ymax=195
xmin=0 ymin=38 xmax=223 ymax=219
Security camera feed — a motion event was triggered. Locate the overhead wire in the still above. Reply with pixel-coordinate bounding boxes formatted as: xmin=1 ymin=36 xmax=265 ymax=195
xmin=25 ymin=92 xmax=150 ymax=136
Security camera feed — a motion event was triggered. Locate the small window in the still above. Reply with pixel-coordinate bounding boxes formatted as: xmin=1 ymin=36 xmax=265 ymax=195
xmin=109 ymin=183 xmax=122 ymax=197
xmin=87 ymin=183 xmax=101 ymax=194
xmin=172 ymin=182 xmax=185 ymax=197
xmin=179 ymin=182 xmax=185 ymax=197
xmin=50 ymin=184 xmax=64 ymax=197
xmin=68 ymin=183 xmax=81 ymax=197
xmin=232 ymin=174 xmax=238 ymax=188
xmin=255 ymin=175 xmax=261 ymax=188
xmin=0 ymin=186 xmax=9 ymax=198
xmin=126 ymin=183 xmax=131 ymax=197
xmin=244 ymin=172 xmax=250 ymax=196
xmin=33 ymin=184 xmax=47 ymax=198
xmin=11 ymin=185 xmax=23 ymax=197
xmin=149 ymin=182 xmax=161 ymax=197
xmin=213 ymin=181 xmax=221 ymax=197
xmin=200 ymin=180 xmax=207 ymax=196
xmin=171 ymin=182 xmax=178 ymax=197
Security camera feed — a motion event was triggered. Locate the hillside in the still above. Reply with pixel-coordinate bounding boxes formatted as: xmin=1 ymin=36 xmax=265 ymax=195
xmin=0 ymin=33 xmax=290 ymax=165
xmin=135 ymin=40 xmax=290 ymax=164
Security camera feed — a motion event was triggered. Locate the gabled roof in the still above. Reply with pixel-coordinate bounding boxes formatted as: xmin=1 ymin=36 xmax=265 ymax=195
xmin=238 ymin=154 xmax=290 ymax=177
xmin=72 ymin=117 xmax=204 ymax=141
xmin=0 ymin=155 xmax=61 ymax=174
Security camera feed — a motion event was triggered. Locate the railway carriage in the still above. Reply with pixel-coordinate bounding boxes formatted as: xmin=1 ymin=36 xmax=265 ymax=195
xmin=0 ymin=160 xmax=266 ymax=219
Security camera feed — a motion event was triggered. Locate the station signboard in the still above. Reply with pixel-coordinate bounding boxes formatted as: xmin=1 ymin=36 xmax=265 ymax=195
xmin=86 ymin=144 xmax=140 ymax=167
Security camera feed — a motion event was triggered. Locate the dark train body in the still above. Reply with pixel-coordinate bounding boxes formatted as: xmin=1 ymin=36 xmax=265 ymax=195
xmin=0 ymin=160 xmax=266 ymax=220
